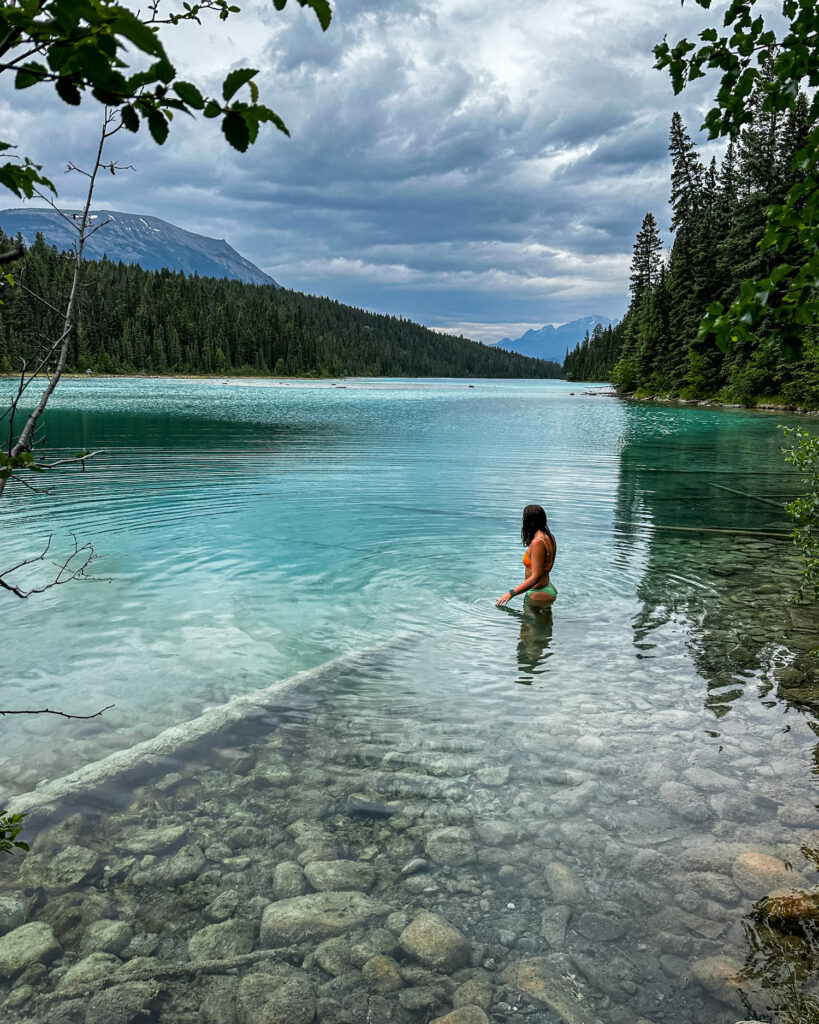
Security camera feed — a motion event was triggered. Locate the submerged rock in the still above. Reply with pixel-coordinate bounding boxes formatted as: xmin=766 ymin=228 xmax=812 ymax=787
xmin=399 ymin=912 xmax=471 ymax=972
xmin=302 ymin=860 xmax=375 ymax=892
xmin=203 ymin=889 xmax=240 ymax=923
xmin=430 ymin=1009 xmax=491 ymax=1024
xmin=425 ymin=827 xmax=475 ymax=866
xmin=474 ymin=819 xmax=517 ymax=847
xmin=272 ymin=862 xmax=306 ymax=899
xmin=22 ymin=844 xmax=100 ymax=890
xmin=314 ymin=936 xmax=354 ymax=977
xmin=540 ymin=906 xmax=571 ymax=950
xmin=504 ymin=955 xmax=605 ymax=1024
xmin=188 ymin=919 xmax=256 ymax=960
xmin=80 ymin=919 xmax=133 ymax=957
xmin=238 ymin=970 xmax=316 ymax=1024
xmin=690 ymin=955 xmax=745 ymax=1010
xmin=161 ymin=843 xmax=207 ymax=885
xmin=57 ymin=952 xmax=122 ymax=994
xmin=125 ymin=824 xmax=187 ymax=855
xmin=0 ymin=921 xmax=61 ymax=979
xmin=0 ymin=895 xmax=29 ymax=936
xmin=361 ymin=953 xmax=403 ymax=991
xmin=732 ymin=852 xmax=799 ymax=897
xmin=756 ymin=887 xmax=819 ymax=933
xmin=260 ymin=892 xmax=391 ymax=946
xmin=453 ymin=978 xmax=493 ymax=1009
xmin=85 ymin=981 xmax=159 ymax=1024
xmin=575 ymin=911 xmax=626 ymax=943
xmin=543 ymin=863 xmax=585 ymax=905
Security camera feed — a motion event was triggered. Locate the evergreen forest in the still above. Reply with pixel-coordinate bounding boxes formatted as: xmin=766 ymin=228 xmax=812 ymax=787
xmin=0 ymin=232 xmax=562 ymax=380
xmin=564 ymin=73 xmax=819 ymax=409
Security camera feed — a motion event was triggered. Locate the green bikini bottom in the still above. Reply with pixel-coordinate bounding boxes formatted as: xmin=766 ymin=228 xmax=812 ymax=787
xmin=528 ymin=581 xmax=557 ymax=600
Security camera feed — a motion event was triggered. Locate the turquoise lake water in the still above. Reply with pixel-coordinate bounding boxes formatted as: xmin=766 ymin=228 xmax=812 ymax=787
xmin=1 ymin=377 xmax=818 ymax=1024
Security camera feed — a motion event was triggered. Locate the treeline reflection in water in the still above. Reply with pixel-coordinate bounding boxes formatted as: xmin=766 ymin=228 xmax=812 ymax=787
xmin=611 ymin=403 xmax=819 ymax=1020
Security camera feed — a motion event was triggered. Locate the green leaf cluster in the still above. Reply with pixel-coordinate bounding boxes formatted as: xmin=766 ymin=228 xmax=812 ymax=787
xmin=655 ymin=0 xmax=819 ymax=360
xmin=0 ymin=0 xmax=332 ymax=192
xmin=782 ymin=425 xmax=819 ymax=605
xmin=0 ymin=809 xmax=28 ymax=855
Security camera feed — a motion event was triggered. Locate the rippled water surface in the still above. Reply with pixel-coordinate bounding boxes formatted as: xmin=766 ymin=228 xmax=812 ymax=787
xmin=1 ymin=377 xmax=818 ymax=1024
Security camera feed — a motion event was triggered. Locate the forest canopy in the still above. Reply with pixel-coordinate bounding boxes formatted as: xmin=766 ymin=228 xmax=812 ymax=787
xmin=564 ymin=77 xmax=819 ymax=409
xmin=0 ymin=232 xmax=562 ymax=380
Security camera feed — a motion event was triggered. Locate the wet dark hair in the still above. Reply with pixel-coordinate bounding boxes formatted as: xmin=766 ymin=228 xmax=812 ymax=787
xmin=521 ymin=504 xmax=554 ymax=547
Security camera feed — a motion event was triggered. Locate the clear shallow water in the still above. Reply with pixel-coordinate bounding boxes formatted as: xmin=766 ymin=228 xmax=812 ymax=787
xmin=1 ymin=378 xmax=818 ymax=1024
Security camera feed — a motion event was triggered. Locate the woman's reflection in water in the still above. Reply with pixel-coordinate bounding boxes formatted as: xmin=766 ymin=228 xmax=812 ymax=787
xmin=501 ymin=603 xmax=554 ymax=684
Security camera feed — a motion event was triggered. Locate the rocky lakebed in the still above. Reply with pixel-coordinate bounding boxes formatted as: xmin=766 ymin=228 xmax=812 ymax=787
xmin=2 ymin=657 xmax=819 ymax=1024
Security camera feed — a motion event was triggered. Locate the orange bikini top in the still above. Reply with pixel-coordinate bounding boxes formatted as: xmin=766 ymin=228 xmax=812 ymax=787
xmin=524 ymin=534 xmax=556 ymax=571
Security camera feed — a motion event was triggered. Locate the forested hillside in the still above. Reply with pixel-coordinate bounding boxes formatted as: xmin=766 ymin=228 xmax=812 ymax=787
xmin=0 ymin=233 xmax=562 ymax=379
xmin=564 ymin=71 xmax=819 ymax=408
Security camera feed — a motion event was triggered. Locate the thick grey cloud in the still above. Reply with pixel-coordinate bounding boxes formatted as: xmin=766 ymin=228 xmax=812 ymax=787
xmin=1 ymin=0 xmax=746 ymax=340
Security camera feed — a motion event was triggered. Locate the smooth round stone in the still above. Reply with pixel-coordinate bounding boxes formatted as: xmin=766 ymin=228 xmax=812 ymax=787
xmin=732 ymin=852 xmax=800 ymax=897
xmin=399 ymin=912 xmax=471 ymax=972
xmin=0 ymin=896 xmax=28 ymax=936
xmin=474 ymin=820 xmax=517 ymax=847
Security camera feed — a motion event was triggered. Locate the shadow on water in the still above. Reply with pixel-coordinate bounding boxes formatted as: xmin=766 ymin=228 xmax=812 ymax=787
xmin=614 ymin=403 xmax=819 ymax=719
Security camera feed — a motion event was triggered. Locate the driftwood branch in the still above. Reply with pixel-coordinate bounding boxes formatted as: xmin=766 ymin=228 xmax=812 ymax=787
xmin=0 ymin=705 xmax=114 ymax=719
xmin=38 ymin=947 xmax=295 ymax=1003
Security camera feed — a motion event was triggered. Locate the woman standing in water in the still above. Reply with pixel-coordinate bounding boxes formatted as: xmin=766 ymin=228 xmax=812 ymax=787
xmin=496 ymin=504 xmax=557 ymax=607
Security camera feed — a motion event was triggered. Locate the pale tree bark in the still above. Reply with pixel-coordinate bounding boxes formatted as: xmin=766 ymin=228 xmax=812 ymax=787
xmin=0 ymin=109 xmax=127 ymax=601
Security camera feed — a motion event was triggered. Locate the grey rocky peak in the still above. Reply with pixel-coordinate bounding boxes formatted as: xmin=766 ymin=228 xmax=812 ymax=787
xmin=493 ymin=315 xmax=615 ymax=362
xmin=0 ymin=207 xmax=278 ymax=286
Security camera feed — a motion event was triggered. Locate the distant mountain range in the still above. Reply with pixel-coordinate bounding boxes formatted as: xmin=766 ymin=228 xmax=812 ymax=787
xmin=0 ymin=208 xmax=277 ymax=286
xmin=493 ymin=315 xmax=615 ymax=363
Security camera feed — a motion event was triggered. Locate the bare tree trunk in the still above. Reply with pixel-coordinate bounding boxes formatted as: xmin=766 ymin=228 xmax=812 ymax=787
xmin=0 ymin=110 xmax=124 ymax=599
xmin=0 ymin=109 xmax=121 ymax=499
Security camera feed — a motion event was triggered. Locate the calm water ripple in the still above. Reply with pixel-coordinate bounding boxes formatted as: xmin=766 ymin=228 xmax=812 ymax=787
xmin=1 ymin=378 xmax=818 ymax=1024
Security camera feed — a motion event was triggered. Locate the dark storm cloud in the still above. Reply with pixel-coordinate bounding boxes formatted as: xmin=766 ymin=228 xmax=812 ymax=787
xmin=0 ymin=0 xmax=742 ymax=340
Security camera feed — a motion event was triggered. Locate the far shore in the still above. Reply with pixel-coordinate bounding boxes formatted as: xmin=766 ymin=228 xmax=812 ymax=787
xmin=2 ymin=372 xmax=817 ymax=414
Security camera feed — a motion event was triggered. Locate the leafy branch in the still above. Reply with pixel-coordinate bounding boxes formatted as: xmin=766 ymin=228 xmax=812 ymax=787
xmin=0 ymin=0 xmax=332 ymax=195
xmin=656 ymin=0 xmax=819 ymax=358
xmin=782 ymin=425 xmax=819 ymax=605
xmin=0 ymin=810 xmax=28 ymax=855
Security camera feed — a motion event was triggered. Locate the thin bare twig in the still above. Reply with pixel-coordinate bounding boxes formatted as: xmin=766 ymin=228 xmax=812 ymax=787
xmin=0 ymin=534 xmax=108 ymax=599
xmin=38 ymin=449 xmax=104 ymax=470
xmin=0 ymin=705 xmax=114 ymax=719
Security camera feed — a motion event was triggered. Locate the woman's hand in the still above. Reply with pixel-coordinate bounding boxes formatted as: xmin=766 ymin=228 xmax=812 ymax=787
xmin=496 ymin=591 xmax=514 ymax=606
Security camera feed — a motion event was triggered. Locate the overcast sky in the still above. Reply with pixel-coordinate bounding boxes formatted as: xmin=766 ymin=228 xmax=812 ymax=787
xmin=3 ymin=0 xmax=734 ymax=342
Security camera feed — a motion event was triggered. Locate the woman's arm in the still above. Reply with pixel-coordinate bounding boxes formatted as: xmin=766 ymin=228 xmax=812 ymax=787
xmin=496 ymin=540 xmax=546 ymax=605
